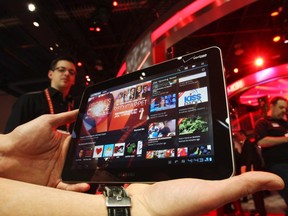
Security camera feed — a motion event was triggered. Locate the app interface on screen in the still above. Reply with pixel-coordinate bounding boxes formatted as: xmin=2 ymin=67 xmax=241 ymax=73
xmin=73 ymin=59 xmax=214 ymax=169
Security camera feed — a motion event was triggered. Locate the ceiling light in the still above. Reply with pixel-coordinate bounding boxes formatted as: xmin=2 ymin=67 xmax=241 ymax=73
xmin=233 ymin=68 xmax=239 ymax=73
xmin=270 ymin=11 xmax=279 ymax=17
xmin=273 ymin=35 xmax=281 ymax=42
xmin=255 ymin=57 xmax=264 ymax=67
xmin=112 ymin=1 xmax=118 ymax=7
xmin=28 ymin=3 xmax=36 ymax=12
xmin=33 ymin=21 xmax=39 ymax=27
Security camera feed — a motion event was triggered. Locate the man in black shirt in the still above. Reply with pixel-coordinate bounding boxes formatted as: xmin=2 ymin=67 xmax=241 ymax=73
xmin=237 ymin=130 xmax=266 ymax=215
xmin=5 ymin=56 xmax=77 ymax=133
xmin=254 ymin=96 xmax=288 ymax=213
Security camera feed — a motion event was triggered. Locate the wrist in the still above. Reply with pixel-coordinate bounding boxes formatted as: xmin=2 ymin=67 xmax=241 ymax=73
xmin=0 ymin=134 xmax=12 ymax=177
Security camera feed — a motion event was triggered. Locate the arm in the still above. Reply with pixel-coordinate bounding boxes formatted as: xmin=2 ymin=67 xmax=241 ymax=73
xmin=0 ymin=111 xmax=284 ymax=215
xmin=0 ymin=177 xmax=105 ymax=216
xmin=257 ymin=136 xmax=288 ymax=148
xmin=0 ymin=172 xmax=284 ymax=216
xmin=255 ymin=118 xmax=288 ymax=148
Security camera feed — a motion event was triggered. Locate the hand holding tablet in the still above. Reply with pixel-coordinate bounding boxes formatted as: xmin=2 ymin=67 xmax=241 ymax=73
xmin=62 ymin=47 xmax=235 ymax=183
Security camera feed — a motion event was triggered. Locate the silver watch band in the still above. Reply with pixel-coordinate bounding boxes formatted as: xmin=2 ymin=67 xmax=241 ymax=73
xmin=103 ymin=186 xmax=131 ymax=216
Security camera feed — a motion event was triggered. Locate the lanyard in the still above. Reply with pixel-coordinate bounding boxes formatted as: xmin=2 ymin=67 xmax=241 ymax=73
xmin=44 ymin=88 xmax=71 ymax=131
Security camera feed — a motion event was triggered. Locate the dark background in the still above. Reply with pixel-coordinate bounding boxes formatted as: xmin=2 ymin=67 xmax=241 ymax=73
xmin=0 ymin=0 xmax=287 ymax=99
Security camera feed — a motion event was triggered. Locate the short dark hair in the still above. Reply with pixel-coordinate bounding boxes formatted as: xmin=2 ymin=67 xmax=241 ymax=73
xmin=269 ymin=96 xmax=287 ymax=106
xmin=49 ymin=55 xmax=76 ymax=71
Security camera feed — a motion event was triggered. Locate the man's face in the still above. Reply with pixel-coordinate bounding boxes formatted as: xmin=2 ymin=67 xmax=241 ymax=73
xmin=48 ymin=60 xmax=76 ymax=91
xmin=271 ymin=99 xmax=287 ymax=119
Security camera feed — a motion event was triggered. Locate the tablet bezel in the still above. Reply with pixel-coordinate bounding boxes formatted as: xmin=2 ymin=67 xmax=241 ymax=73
xmin=62 ymin=46 xmax=235 ymax=183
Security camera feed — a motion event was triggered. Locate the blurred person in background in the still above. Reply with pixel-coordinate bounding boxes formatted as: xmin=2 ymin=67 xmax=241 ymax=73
xmin=254 ymin=96 xmax=288 ymax=214
xmin=4 ymin=55 xmax=77 ymax=133
xmin=237 ymin=130 xmax=266 ymax=216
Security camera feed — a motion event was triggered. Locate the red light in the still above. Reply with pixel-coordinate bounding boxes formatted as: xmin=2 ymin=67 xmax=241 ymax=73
xmin=77 ymin=62 xmax=82 ymax=67
xmin=89 ymin=27 xmax=95 ymax=31
xmin=273 ymin=35 xmax=281 ymax=42
xmin=151 ymin=0 xmax=213 ymax=42
xmin=113 ymin=1 xmax=118 ymax=7
xmin=255 ymin=57 xmax=264 ymax=67
xmin=116 ymin=62 xmax=127 ymax=77
xmin=95 ymin=27 xmax=101 ymax=32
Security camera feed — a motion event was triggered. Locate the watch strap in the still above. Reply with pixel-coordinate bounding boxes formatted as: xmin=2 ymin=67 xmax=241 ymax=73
xmin=103 ymin=186 xmax=131 ymax=216
xmin=107 ymin=207 xmax=130 ymax=216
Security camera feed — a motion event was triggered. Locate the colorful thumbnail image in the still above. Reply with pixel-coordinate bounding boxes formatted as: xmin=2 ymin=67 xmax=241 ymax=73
xmin=103 ymin=144 xmax=114 ymax=157
xmin=125 ymin=142 xmax=137 ymax=156
xmin=148 ymin=119 xmax=176 ymax=138
xmin=150 ymin=94 xmax=176 ymax=112
xmin=178 ymin=87 xmax=208 ymax=107
xmin=76 ymin=146 xmax=94 ymax=160
xmin=178 ymin=115 xmax=208 ymax=135
xmin=115 ymin=82 xmax=151 ymax=104
xmin=113 ymin=143 xmax=125 ymax=157
xmin=146 ymin=148 xmax=175 ymax=159
xmin=189 ymin=144 xmax=212 ymax=156
xmin=93 ymin=145 xmax=104 ymax=158
xmin=176 ymin=144 xmax=212 ymax=158
xmin=177 ymin=147 xmax=188 ymax=157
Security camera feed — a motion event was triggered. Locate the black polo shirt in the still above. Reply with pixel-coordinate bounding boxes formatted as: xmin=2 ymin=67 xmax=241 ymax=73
xmin=5 ymin=87 xmax=73 ymax=133
xmin=254 ymin=116 xmax=288 ymax=166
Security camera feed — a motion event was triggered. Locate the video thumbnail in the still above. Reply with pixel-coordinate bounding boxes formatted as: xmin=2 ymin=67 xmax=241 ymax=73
xmin=146 ymin=148 xmax=175 ymax=159
xmin=148 ymin=119 xmax=176 ymax=138
xmin=178 ymin=87 xmax=208 ymax=107
xmin=150 ymin=94 xmax=176 ymax=112
xmin=178 ymin=115 xmax=208 ymax=135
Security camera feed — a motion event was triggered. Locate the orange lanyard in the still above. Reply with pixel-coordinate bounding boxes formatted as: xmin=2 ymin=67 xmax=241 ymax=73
xmin=44 ymin=88 xmax=71 ymax=131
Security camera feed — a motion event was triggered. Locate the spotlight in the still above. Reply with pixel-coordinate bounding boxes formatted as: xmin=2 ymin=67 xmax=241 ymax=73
xmin=233 ymin=68 xmax=239 ymax=73
xmin=271 ymin=11 xmax=279 ymax=17
xmin=273 ymin=35 xmax=281 ymax=42
xmin=112 ymin=1 xmax=118 ymax=7
xmin=255 ymin=57 xmax=264 ymax=67
xmin=33 ymin=21 xmax=40 ymax=27
xmin=28 ymin=3 xmax=36 ymax=12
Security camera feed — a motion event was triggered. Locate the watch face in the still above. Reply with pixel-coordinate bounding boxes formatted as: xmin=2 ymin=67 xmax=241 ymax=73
xmin=62 ymin=47 xmax=235 ymax=183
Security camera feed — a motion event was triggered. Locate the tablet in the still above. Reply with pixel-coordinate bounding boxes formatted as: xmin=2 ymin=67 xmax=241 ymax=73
xmin=62 ymin=46 xmax=235 ymax=183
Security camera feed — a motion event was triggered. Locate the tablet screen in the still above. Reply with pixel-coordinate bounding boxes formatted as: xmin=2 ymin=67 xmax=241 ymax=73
xmin=62 ymin=47 xmax=235 ymax=183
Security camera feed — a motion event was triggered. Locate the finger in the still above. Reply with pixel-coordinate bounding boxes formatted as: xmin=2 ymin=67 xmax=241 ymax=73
xmin=49 ymin=110 xmax=79 ymax=128
xmin=56 ymin=181 xmax=90 ymax=193
xmin=138 ymin=171 xmax=284 ymax=216
xmin=187 ymin=171 xmax=284 ymax=214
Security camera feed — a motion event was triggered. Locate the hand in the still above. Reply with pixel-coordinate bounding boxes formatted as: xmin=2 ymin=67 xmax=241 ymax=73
xmin=3 ymin=110 xmax=89 ymax=192
xmin=126 ymin=171 xmax=284 ymax=215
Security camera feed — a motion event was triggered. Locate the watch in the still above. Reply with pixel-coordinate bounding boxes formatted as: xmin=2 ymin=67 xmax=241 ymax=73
xmin=103 ymin=186 xmax=131 ymax=216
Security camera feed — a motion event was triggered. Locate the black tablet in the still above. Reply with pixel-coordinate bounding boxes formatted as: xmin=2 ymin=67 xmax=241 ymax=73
xmin=62 ymin=46 xmax=235 ymax=183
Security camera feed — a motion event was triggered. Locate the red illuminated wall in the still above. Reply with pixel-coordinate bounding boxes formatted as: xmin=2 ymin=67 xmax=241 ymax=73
xmin=117 ymin=0 xmax=257 ymax=76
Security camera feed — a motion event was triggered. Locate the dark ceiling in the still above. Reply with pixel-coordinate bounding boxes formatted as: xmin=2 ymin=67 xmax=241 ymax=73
xmin=0 ymin=0 xmax=287 ymax=99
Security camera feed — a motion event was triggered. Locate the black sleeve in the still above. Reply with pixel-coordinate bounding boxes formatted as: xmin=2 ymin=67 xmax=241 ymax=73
xmin=254 ymin=118 xmax=269 ymax=143
xmin=4 ymin=94 xmax=39 ymax=133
